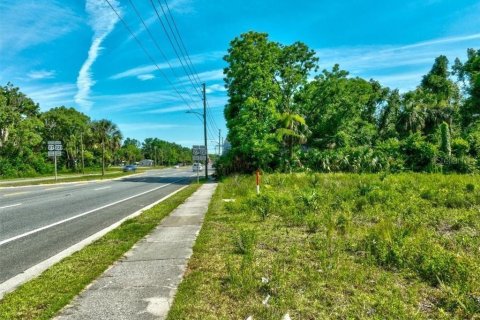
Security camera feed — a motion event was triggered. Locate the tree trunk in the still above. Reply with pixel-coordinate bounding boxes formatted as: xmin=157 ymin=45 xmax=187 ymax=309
xmin=102 ymin=139 xmax=105 ymax=176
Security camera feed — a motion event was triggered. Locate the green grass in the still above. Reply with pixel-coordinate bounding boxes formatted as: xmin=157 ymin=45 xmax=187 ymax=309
xmin=0 ymin=169 xmax=146 ymax=187
xmin=0 ymin=182 xmax=200 ymax=320
xmin=168 ymin=173 xmax=480 ymax=319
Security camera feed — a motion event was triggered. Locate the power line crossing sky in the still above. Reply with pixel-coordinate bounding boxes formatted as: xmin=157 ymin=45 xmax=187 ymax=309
xmin=1 ymin=0 xmax=479 ymax=150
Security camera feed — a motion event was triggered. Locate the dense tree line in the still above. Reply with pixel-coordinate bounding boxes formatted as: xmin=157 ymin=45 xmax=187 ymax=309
xmin=218 ymin=31 xmax=480 ymax=174
xmin=0 ymin=83 xmax=191 ymax=178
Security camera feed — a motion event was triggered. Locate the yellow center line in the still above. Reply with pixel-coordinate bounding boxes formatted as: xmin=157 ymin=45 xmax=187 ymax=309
xmin=4 ymin=191 xmax=29 ymax=197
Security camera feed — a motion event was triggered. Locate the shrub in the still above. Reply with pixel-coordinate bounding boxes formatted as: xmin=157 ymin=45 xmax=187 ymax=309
xmin=233 ymin=229 xmax=256 ymax=256
xmin=451 ymin=138 xmax=470 ymax=157
xmin=305 ymin=213 xmax=321 ymax=233
xmin=247 ymin=193 xmax=274 ymax=220
xmin=408 ymin=242 xmax=469 ymax=286
xmin=402 ymin=133 xmax=439 ymax=172
xmin=364 ymin=220 xmax=408 ymax=268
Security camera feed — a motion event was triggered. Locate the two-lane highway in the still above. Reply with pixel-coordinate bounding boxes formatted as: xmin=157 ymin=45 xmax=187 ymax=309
xmin=0 ymin=167 xmax=196 ymax=288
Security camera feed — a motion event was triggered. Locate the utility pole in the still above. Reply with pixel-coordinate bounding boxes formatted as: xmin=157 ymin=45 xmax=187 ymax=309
xmin=80 ymin=132 xmax=85 ymax=175
xmin=218 ymin=129 xmax=221 ymax=156
xmin=154 ymin=146 xmax=157 ymax=167
xmin=203 ymin=83 xmax=208 ymax=180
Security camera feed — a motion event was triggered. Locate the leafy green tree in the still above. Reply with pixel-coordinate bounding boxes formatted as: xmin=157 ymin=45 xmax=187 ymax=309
xmin=41 ymin=106 xmax=91 ymax=169
xmin=0 ymin=83 xmax=40 ymax=148
xmin=142 ymin=138 xmax=191 ymax=166
xmin=276 ymin=112 xmax=308 ymax=163
xmin=275 ymin=41 xmax=318 ymax=114
xmin=397 ymin=90 xmax=427 ymax=135
xmin=378 ymin=90 xmax=401 ymax=139
xmin=120 ymin=138 xmax=142 ymax=164
xmin=0 ymin=83 xmax=46 ymax=177
xmin=301 ymin=65 xmax=387 ymax=149
xmin=223 ymin=32 xmax=318 ymax=171
xmin=439 ymin=122 xmax=451 ymax=156
xmin=419 ymin=55 xmax=460 ymax=132
xmin=223 ymin=32 xmax=282 ymax=170
xmin=91 ymin=119 xmax=123 ymax=176
xmin=453 ymin=48 xmax=480 ymax=127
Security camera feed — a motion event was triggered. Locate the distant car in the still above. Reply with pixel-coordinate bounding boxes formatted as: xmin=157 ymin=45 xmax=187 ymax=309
xmin=192 ymin=163 xmax=203 ymax=172
xmin=174 ymin=165 xmax=180 ymax=169
xmin=123 ymin=165 xmax=137 ymax=172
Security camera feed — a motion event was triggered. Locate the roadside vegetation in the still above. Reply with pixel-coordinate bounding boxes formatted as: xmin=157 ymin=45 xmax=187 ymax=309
xmin=169 ymin=173 xmax=480 ymax=319
xmin=218 ymin=32 xmax=480 ymax=175
xmin=0 ymin=167 xmax=145 ymax=187
xmin=0 ymin=182 xmax=200 ymax=320
xmin=0 ymin=85 xmax=192 ymax=179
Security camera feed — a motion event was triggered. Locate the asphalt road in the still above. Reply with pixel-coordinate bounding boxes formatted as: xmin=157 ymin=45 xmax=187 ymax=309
xmin=0 ymin=167 xmax=197 ymax=284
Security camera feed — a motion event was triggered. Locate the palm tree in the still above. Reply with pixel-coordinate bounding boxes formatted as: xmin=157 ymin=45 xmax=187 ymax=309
xmin=276 ymin=112 xmax=308 ymax=161
xmin=397 ymin=92 xmax=426 ymax=135
xmin=91 ymin=119 xmax=122 ymax=176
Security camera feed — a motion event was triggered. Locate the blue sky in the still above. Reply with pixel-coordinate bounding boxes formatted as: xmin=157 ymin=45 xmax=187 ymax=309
xmin=1 ymin=0 xmax=479 ymax=152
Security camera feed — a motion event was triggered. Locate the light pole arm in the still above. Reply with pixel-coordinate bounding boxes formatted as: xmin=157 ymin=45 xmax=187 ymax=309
xmin=185 ymin=83 xmax=208 ymax=180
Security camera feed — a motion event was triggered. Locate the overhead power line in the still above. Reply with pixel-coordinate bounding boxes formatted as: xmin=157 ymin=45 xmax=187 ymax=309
xmin=127 ymin=0 xmax=202 ymax=110
xmin=104 ymin=0 xmax=202 ymax=122
xmin=158 ymin=0 xmax=203 ymax=87
xmin=149 ymin=0 xmax=203 ymax=100
xmin=158 ymin=0 xmax=221 ymax=133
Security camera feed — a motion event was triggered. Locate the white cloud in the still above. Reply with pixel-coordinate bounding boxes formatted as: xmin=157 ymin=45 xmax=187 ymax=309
xmin=205 ymin=95 xmax=228 ymax=108
xmin=75 ymin=0 xmax=120 ymax=111
xmin=206 ymin=83 xmax=226 ymax=94
xmin=93 ymin=90 xmax=181 ymax=112
xmin=137 ymin=74 xmax=155 ymax=81
xmin=27 ymin=70 xmax=56 ymax=80
xmin=110 ymin=64 xmax=166 ymax=80
xmin=109 ymin=51 xmax=225 ymax=80
xmin=315 ymin=32 xmax=480 ymax=91
xmin=384 ymin=33 xmax=480 ymax=52
xmin=21 ymin=83 xmax=77 ymax=110
xmin=117 ymin=123 xmax=194 ymax=131
xmin=0 ymin=1 xmax=80 ymax=56
xmin=122 ymin=0 xmax=195 ymax=45
xmin=181 ymin=69 xmax=224 ymax=83
xmin=167 ymin=0 xmax=196 ymax=14
xmin=143 ymin=105 xmax=200 ymax=114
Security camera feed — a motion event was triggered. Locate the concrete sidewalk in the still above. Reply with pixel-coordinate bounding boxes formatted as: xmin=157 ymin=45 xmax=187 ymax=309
xmin=55 ymin=182 xmax=217 ymax=320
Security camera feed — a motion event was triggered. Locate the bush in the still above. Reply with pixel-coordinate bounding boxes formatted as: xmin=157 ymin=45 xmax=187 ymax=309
xmin=233 ymin=229 xmax=256 ymax=256
xmin=247 ymin=193 xmax=274 ymax=220
xmin=402 ymin=133 xmax=438 ymax=171
xmin=451 ymin=138 xmax=469 ymax=157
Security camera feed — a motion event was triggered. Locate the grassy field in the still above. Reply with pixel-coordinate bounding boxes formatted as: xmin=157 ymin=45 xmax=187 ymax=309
xmin=0 ymin=182 xmax=200 ymax=320
xmin=0 ymin=168 xmax=146 ymax=187
xmin=169 ymin=173 xmax=480 ymax=319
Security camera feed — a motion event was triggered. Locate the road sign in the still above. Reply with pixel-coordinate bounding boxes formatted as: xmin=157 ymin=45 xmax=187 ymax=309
xmin=47 ymin=141 xmax=62 ymax=152
xmin=193 ymin=155 xmax=203 ymax=161
xmin=47 ymin=141 xmax=62 ymax=182
xmin=192 ymin=145 xmax=207 ymax=156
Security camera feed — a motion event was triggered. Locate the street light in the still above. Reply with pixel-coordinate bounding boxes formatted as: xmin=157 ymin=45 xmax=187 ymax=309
xmin=186 ymin=84 xmax=208 ymax=180
xmin=210 ymin=140 xmax=221 ymax=155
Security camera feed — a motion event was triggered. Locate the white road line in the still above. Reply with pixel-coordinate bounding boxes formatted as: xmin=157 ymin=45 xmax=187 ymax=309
xmin=0 ymin=177 xmax=190 ymax=247
xmin=93 ymin=186 xmax=111 ymax=191
xmin=0 ymin=184 xmax=192 ymax=299
xmin=0 ymin=203 xmax=22 ymax=210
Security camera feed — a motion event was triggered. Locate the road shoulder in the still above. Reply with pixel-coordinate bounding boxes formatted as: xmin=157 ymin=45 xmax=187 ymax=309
xmin=55 ymin=182 xmax=217 ymax=319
